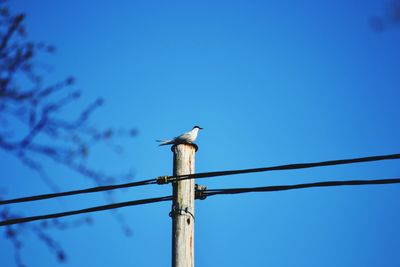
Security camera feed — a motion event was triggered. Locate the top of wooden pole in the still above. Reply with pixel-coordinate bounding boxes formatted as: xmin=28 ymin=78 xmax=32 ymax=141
xmin=171 ymin=143 xmax=198 ymax=152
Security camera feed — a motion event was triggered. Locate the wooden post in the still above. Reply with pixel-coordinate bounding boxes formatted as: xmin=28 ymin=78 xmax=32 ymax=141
xmin=171 ymin=143 xmax=197 ymax=267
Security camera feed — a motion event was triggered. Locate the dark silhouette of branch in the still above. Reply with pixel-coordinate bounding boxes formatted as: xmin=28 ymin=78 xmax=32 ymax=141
xmin=0 ymin=2 xmax=138 ymax=186
xmin=370 ymin=0 xmax=400 ymax=32
xmin=0 ymin=1 xmax=138 ymax=266
xmin=1 ymin=208 xmax=93 ymax=267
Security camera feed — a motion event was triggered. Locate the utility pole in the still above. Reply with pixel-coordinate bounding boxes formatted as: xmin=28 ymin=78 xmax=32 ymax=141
xmin=171 ymin=143 xmax=197 ymax=267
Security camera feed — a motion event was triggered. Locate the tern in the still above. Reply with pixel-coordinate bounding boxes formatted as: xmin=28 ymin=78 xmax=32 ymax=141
xmin=157 ymin=126 xmax=203 ymax=146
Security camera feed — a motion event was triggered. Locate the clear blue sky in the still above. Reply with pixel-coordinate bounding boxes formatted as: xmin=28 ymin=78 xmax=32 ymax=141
xmin=1 ymin=0 xmax=400 ymax=266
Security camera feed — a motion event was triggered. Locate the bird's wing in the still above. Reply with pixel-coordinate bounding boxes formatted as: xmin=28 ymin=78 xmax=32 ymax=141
xmin=175 ymin=132 xmax=192 ymax=142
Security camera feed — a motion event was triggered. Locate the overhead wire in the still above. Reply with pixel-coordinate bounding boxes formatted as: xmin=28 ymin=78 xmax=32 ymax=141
xmin=0 ymin=152 xmax=399 ymax=206
xmin=1 ymin=177 xmax=400 ymax=226
xmin=0 ymin=178 xmax=157 ymax=205
xmin=171 ymin=153 xmax=400 ymax=182
xmin=202 ymin=178 xmax=400 ymax=197
xmin=0 ymin=195 xmax=172 ymax=227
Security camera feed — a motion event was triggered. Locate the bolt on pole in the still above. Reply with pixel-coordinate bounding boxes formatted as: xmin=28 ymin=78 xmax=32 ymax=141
xmin=171 ymin=143 xmax=197 ymax=267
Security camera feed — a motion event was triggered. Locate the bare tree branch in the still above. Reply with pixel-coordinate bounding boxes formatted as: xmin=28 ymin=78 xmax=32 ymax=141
xmin=0 ymin=2 xmax=138 ymax=266
xmin=370 ymin=0 xmax=400 ymax=32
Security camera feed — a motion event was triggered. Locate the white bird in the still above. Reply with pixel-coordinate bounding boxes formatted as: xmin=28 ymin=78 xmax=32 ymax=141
xmin=157 ymin=126 xmax=203 ymax=146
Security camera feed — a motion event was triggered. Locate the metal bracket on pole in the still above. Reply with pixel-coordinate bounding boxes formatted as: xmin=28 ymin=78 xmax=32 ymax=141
xmin=169 ymin=204 xmax=195 ymax=221
xmin=195 ymin=184 xmax=207 ymax=200
xmin=156 ymin=175 xmax=170 ymax=185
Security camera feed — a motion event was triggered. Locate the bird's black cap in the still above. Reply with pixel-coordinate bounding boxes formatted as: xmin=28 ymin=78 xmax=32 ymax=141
xmin=193 ymin=125 xmax=203 ymax=130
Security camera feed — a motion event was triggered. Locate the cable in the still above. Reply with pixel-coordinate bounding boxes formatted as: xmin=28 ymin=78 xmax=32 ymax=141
xmin=202 ymin=178 xmax=400 ymax=197
xmin=172 ymin=153 xmax=400 ymax=182
xmin=2 ymin=177 xmax=400 ymax=226
xmin=0 ymin=178 xmax=157 ymax=206
xmin=0 ymin=195 xmax=172 ymax=227
xmin=1 ymin=152 xmax=399 ymax=206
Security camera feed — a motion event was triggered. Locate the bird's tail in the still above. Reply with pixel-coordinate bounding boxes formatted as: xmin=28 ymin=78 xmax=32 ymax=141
xmin=156 ymin=139 xmax=174 ymax=146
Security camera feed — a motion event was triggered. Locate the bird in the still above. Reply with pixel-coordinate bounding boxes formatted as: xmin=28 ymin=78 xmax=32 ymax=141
xmin=156 ymin=126 xmax=203 ymax=146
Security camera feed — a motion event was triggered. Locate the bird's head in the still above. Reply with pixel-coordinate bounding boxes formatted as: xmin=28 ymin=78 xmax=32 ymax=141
xmin=193 ymin=125 xmax=203 ymax=130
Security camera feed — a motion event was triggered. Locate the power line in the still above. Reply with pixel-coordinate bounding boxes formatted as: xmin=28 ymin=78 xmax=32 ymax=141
xmin=172 ymin=153 xmax=400 ymax=182
xmin=0 ymin=178 xmax=157 ymax=206
xmin=202 ymin=178 xmax=400 ymax=197
xmin=1 ymin=152 xmax=399 ymax=206
xmin=0 ymin=195 xmax=172 ymax=227
xmin=1 ymin=177 xmax=399 ymax=226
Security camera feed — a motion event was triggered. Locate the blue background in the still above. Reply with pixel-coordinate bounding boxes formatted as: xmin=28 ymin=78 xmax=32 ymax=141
xmin=1 ymin=1 xmax=400 ymax=266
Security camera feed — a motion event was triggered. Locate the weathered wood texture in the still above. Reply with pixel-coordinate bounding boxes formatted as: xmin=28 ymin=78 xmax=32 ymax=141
xmin=172 ymin=144 xmax=196 ymax=267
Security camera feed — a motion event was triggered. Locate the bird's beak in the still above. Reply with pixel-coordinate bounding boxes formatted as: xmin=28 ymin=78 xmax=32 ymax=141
xmin=199 ymin=127 xmax=204 ymax=130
